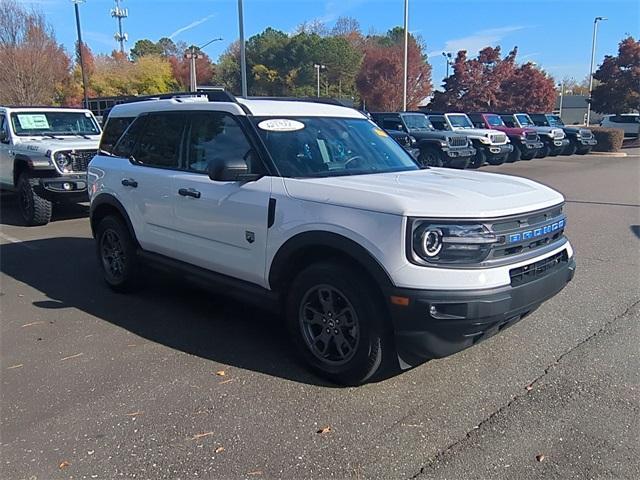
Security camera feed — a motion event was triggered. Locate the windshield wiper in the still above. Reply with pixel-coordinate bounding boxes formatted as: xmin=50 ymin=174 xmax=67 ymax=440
xmin=42 ymin=133 xmax=62 ymax=140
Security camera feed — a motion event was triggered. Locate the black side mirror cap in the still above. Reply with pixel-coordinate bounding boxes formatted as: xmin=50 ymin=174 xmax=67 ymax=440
xmin=208 ymin=157 xmax=262 ymax=182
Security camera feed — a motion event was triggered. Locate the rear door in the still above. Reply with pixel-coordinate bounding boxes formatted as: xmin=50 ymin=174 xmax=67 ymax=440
xmin=171 ymin=111 xmax=272 ymax=287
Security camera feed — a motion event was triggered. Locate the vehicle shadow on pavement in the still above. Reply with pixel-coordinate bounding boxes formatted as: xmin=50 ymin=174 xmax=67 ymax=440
xmin=0 ymin=236 xmax=338 ymax=387
xmin=0 ymin=194 xmax=89 ymax=227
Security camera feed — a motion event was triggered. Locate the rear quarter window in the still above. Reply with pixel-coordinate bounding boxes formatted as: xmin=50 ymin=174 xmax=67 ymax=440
xmin=99 ymin=117 xmax=135 ymax=154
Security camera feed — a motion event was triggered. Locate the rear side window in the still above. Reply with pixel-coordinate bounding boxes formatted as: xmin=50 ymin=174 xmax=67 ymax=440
xmin=501 ymin=115 xmax=516 ymax=128
xmin=99 ymin=117 xmax=134 ymax=154
xmin=113 ymin=116 xmax=148 ymax=158
xmin=130 ymin=113 xmax=186 ymax=168
xmin=381 ymin=117 xmax=403 ymax=131
xmin=428 ymin=116 xmax=448 ymax=130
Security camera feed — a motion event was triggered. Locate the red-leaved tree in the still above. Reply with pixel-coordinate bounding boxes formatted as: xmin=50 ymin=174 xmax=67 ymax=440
xmin=169 ymin=50 xmax=215 ymax=90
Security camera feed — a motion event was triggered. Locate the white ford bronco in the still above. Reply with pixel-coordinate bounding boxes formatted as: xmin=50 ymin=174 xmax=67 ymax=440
xmin=88 ymin=92 xmax=575 ymax=385
xmin=0 ymin=107 xmax=102 ymax=225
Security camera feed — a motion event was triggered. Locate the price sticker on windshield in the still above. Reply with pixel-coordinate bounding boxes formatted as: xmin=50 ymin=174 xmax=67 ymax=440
xmin=258 ymin=119 xmax=305 ymax=132
xmin=16 ymin=114 xmax=50 ymax=130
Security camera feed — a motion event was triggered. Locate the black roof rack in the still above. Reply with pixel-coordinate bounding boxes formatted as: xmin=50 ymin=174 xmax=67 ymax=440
xmin=114 ymin=88 xmax=237 ymax=105
xmin=246 ymin=96 xmax=354 ymax=108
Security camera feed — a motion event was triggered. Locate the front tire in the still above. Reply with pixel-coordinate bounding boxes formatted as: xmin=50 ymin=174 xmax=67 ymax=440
xmin=18 ymin=172 xmax=52 ymax=226
xmin=536 ymin=143 xmax=551 ymax=158
xmin=507 ymin=144 xmax=522 ymax=163
xmin=418 ymin=147 xmax=443 ymax=167
xmin=95 ymin=215 xmax=141 ymax=292
xmin=563 ymin=139 xmax=578 ymax=156
xmin=468 ymin=148 xmax=486 ymax=168
xmin=286 ymin=262 xmax=387 ymax=385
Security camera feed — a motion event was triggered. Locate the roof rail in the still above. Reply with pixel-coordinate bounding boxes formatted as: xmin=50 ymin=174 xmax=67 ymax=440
xmin=113 ymin=88 xmax=237 ymax=106
xmin=246 ymin=96 xmax=353 ymax=107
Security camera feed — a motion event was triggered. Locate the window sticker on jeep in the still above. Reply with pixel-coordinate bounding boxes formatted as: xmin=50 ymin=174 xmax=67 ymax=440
xmin=373 ymin=127 xmax=388 ymax=137
xmin=258 ymin=119 xmax=305 ymax=132
xmin=16 ymin=114 xmax=50 ymax=130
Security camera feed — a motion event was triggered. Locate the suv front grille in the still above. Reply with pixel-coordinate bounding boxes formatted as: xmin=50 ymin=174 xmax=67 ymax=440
xmin=69 ymin=150 xmax=98 ymax=172
xmin=510 ymin=250 xmax=568 ymax=287
xmin=579 ymin=129 xmax=593 ymax=139
xmin=490 ymin=133 xmax=507 ymax=144
xmin=525 ymin=132 xmax=538 ymax=141
xmin=447 ymin=136 xmax=467 ymax=147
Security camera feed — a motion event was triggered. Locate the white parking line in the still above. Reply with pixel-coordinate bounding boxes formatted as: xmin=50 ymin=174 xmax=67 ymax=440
xmin=0 ymin=232 xmax=37 ymax=250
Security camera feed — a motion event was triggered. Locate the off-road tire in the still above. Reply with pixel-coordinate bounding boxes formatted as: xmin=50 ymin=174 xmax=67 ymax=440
xmin=536 ymin=143 xmax=551 ymax=158
xmin=418 ymin=147 xmax=444 ymax=167
xmin=563 ymin=139 xmax=578 ymax=156
xmin=468 ymin=148 xmax=486 ymax=168
xmin=18 ymin=172 xmax=52 ymax=226
xmin=95 ymin=215 xmax=141 ymax=293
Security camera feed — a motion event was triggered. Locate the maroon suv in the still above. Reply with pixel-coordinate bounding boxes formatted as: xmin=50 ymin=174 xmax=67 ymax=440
xmin=468 ymin=113 xmax=544 ymax=161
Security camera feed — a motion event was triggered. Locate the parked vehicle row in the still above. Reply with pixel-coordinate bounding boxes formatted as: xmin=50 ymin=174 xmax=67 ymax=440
xmin=370 ymin=110 xmax=597 ymax=169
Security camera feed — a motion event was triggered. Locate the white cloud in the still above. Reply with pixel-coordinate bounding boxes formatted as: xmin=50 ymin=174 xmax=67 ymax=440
xmin=168 ymin=13 xmax=215 ymax=40
xmin=428 ymin=25 xmax=526 ymax=58
xmin=316 ymin=0 xmax=368 ymax=25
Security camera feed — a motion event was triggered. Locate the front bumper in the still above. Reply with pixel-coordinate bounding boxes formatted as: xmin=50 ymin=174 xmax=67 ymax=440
xmin=444 ymin=146 xmax=476 ymax=158
xmin=578 ymin=138 xmax=597 ymax=147
xmin=486 ymin=144 xmax=513 ymax=157
xmin=521 ymin=140 xmax=544 ymax=151
xmin=388 ymin=253 xmax=576 ymax=368
xmin=36 ymin=174 xmax=88 ymax=201
xmin=548 ymin=138 xmax=570 ymax=153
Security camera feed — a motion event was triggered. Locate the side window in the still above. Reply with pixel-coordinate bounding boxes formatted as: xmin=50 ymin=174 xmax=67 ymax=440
xmin=185 ymin=112 xmax=261 ymax=174
xmin=429 ymin=116 xmax=447 ymax=130
xmin=382 ymin=118 xmax=403 ymax=131
xmin=468 ymin=115 xmax=483 ymax=128
xmin=113 ymin=116 xmax=148 ymax=159
xmin=131 ymin=113 xmax=186 ymax=168
xmin=502 ymin=116 xmax=516 ymax=128
xmin=0 ymin=114 xmax=7 ymax=141
xmin=99 ymin=117 xmax=134 ymax=154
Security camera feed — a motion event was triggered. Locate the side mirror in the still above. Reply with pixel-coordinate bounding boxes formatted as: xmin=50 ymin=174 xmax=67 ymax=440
xmin=0 ymin=129 xmax=8 ymax=144
xmin=207 ymin=157 xmax=262 ymax=182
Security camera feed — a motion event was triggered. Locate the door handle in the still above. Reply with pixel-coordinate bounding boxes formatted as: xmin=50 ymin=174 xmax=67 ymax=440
xmin=178 ymin=187 xmax=201 ymax=199
xmin=121 ymin=178 xmax=138 ymax=188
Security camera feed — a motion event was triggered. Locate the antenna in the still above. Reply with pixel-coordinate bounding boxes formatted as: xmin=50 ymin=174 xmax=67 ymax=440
xmin=111 ymin=0 xmax=128 ymax=53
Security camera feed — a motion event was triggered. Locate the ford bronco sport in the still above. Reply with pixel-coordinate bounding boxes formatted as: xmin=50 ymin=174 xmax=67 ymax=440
xmin=468 ymin=113 xmax=543 ymax=162
xmin=88 ymin=92 xmax=575 ymax=385
xmin=0 ymin=107 xmax=102 ymax=225
xmin=370 ymin=112 xmax=475 ymax=169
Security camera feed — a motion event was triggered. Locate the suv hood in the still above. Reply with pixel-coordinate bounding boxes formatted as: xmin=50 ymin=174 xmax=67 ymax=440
xmin=283 ymin=168 xmax=564 ymax=218
xmin=530 ymin=126 xmax=565 ymax=138
xmin=14 ymin=136 xmax=100 ymax=155
xmin=451 ymin=127 xmax=508 ymax=144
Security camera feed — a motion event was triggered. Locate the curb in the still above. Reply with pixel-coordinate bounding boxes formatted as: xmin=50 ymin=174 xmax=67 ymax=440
xmin=588 ymin=152 xmax=628 ymax=157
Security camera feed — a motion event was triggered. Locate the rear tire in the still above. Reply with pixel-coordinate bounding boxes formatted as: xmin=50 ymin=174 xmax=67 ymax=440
xmin=18 ymin=172 xmax=52 ymax=226
xmin=285 ymin=262 xmax=387 ymax=385
xmin=95 ymin=215 xmax=141 ymax=292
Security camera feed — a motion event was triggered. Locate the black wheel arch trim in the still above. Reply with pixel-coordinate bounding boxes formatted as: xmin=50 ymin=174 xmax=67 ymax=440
xmin=268 ymin=231 xmax=395 ymax=292
xmin=90 ymin=193 xmax=137 ymax=242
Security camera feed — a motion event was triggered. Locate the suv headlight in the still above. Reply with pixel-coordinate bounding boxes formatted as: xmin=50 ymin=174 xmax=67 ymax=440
xmin=479 ymin=137 xmax=491 ymax=144
xmin=410 ymin=221 xmax=498 ymax=265
xmin=53 ymin=152 xmax=72 ymax=173
xmin=408 ymin=135 xmax=417 ymax=146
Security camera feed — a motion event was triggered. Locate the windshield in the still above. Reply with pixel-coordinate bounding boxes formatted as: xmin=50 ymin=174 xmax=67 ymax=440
xmin=547 ymin=115 xmax=564 ymax=127
xmin=10 ymin=111 xmax=100 ymax=137
xmin=485 ymin=114 xmax=505 ymax=127
xmin=515 ymin=114 xmax=534 ymax=127
xmin=403 ymin=114 xmax=433 ymax=130
xmin=447 ymin=114 xmax=474 ymax=129
xmin=253 ymin=117 xmax=419 ymax=178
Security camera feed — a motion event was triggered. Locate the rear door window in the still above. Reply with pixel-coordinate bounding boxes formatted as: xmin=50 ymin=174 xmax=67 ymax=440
xmin=130 ymin=113 xmax=186 ymax=169
xmin=99 ymin=117 xmax=134 ymax=154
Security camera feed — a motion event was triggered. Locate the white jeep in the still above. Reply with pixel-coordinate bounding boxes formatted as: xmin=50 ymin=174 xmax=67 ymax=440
xmin=88 ymin=93 xmax=575 ymax=385
xmin=0 ymin=107 xmax=102 ymax=225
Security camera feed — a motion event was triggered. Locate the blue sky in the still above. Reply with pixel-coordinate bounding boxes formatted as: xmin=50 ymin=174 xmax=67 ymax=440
xmin=22 ymin=0 xmax=640 ymax=89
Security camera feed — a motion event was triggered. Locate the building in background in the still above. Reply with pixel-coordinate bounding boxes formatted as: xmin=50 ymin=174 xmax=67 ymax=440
xmin=554 ymin=95 xmax=604 ymax=125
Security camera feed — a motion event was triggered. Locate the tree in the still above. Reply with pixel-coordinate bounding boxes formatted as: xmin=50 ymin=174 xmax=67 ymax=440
xmin=428 ymin=46 xmax=556 ymax=112
xmin=169 ymin=48 xmax=215 ymax=90
xmin=130 ymin=38 xmax=163 ymax=61
xmin=591 ymin=36 xmax=640 ymax=114
xmin=356 ymin=29 xmax=432 ymax=111
xmin=0 ymin=0 xmax=71 ymax=105
xmin=157 ymin=37 xmax=178 ymax=57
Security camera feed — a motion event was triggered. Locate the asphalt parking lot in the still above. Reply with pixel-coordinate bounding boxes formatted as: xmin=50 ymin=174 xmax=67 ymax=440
xmin=1 ymin=153 xmax=639 ymax=480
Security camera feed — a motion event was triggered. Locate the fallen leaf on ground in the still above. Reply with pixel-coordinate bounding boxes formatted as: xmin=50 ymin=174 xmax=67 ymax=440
xmin=21 ymin=321 xmax=44 ymax=328
xmin=215 ymin=370 xmax=226 ymax=376
xmin=58 ymin=460 xmax=71 ymax=469
xmin=7 ymin=364 xmax=23 ymax=370
xmin=125 ymin=411 xmax=143 ymax=417
xmin=219 ymin=379 xmax=234 ymax=385
xmin=60 ymin=353 xmax=84 ymax=361
xmin=247 ymin=470 xmax=263 ymax=476
xmin=536 ymin=454 xmax=545 ymax=462
xmin=526 ymin=384 xmax=534 ymax=391
xmin=191 ymin=432 xmax=214 ymax=440
xmin=317 ymin=426 xmax=332 ymax=434
xmin=214 ymin=446 xmax=225 ymax=453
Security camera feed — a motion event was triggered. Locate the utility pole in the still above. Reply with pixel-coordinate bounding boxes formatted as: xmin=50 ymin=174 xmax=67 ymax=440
xmin=558 ymin=81 xmax=565 ymax=118
xmin=238 ymin=0 xmax=248 ymax=97
xmin=314 ymin=64 xmax=326 ymax=97
xmin=111 ymin=0 xmax=128 ymax=54
xmin=442 ymin=51 xmax=452 ymax=78
xmin=72 ymin=0 xmax=89 ymax=110
xmin=586 ymin=16 xmax=607 ymax=126
xmin=402 ymin=0 xmax=409 ymax=111
xmin=184 ymin=37 xmax=222 ymax=92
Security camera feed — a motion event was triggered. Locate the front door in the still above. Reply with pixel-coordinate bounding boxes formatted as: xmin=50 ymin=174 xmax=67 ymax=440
xmin=172 ymin=111 xmax=272 ymax=287
xmin=0 ymin=114 xmax=13 ymax=187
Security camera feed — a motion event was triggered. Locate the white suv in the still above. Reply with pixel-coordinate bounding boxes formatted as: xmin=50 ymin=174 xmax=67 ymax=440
xmin=88 ymin=92 xmax=576 ymax=385
xmin=600 ymin=113 xmax=640 ymax=137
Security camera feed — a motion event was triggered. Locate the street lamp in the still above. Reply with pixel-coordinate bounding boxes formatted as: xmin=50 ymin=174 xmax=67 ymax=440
xmin=442 ymin=51 xmax=452 ymax=78
xmin=184 ymin=37 xmax=222 ymax=92
xmin=314 ymin=64 xmax=326 ymax=97
xmin=558 ymin=81 xmax=565 ymax=118
xmin=238 ymin=0 xmax=248 ymax=97
xmin=402 ymin=0 xmax=409 ymax=111
xmin=71 ymin=0 xmax=89 ymax=109
xmin=586 ymin=16 xmax=607 ymax=126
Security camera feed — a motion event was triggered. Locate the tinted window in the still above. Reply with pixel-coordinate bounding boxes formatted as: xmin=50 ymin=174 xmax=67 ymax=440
xmin=0 ymin=114 xmax=7 ymax=138
xmin=112 ymin=116 xmax=148 ymax=158
xmin=131 ymin=113 xmax=186 ymax=168
xmin=501 ymin=115 xmax=516 ymax=128
xmin=382 ymin=118 xmax=404 ymax=131
xmin=186 ymin=112 xmax=261 ymax=174
xmin=99 ymin=117 xmax=134 ymax=154
xmin=428 ymin=116 xmax=448 ymax=130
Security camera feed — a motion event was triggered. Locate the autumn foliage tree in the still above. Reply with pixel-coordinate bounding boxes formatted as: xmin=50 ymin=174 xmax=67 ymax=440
xmin=591 ymin=36 xmax=640 ymax=114
xmin=429 ymin=46 xmax=556 ymax=112
xmin=356 ymin=28 xmax=432 ymax=111
xmin=0 ymin=0 xmax=71 ymax=105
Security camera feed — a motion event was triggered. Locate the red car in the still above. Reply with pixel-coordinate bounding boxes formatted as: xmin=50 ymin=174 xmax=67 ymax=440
xmin=468 ymin=112 xmax=544 ymax=161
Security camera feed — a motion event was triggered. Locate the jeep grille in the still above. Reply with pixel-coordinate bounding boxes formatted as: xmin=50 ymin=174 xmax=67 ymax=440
xmin=525 ymin=132 xmax=538 ymax=142
xmin=579 ymin=129 xmax=593 ymax=139
xmin=447 ymin=136 xmax=467 ymax=147
xmin=68 ymin=150 xmax=98 ymax=173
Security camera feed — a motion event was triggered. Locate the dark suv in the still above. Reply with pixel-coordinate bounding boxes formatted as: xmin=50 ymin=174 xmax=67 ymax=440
xmin=468 ymin=113 xmax=543 ymax=162
xmin=371 ymin=112 xmax=475 ymax=169
xmin=528 ymin=113 xmax=597 ymax=155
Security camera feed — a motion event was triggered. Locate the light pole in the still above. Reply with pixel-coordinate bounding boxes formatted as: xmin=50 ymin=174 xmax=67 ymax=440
xmin=558 ymin=81 xmax=565 ymax=118
xmin=238 ymin=0 xmax=248 ymax=97
xmin=402 ymin=0 xmax=409 ymax=111
xmin=442 ymin=51 xmax=452 ymax=78
xmin=72 ymin=0 xmax=89 ymax=109
xmin=586 ymin=16 xmax=607 ymax=126
xmin=184 ymin=37 xmax=222 ymax=92
xmin=314 ymin=64 xmax=326 ymax=97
